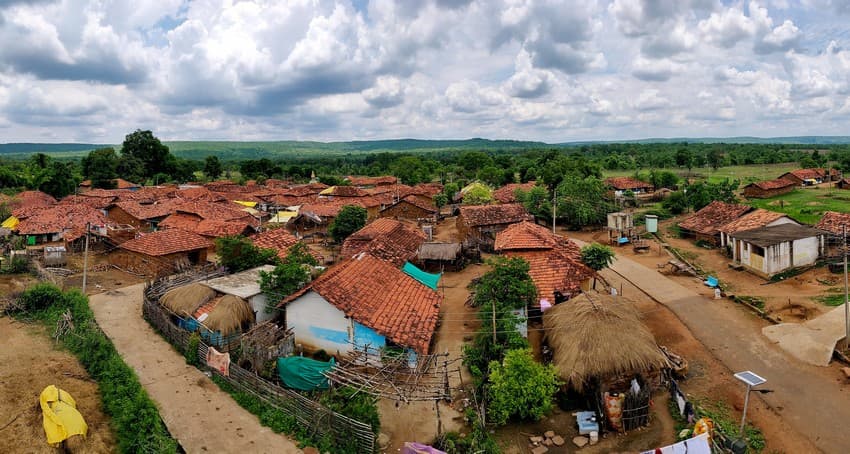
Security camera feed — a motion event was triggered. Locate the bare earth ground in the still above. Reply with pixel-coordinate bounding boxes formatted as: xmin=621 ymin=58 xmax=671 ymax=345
xmin=0 ymin=317 xmax=116 ymax=453
xmin=88 ymin=284 xmax=301 ymax=454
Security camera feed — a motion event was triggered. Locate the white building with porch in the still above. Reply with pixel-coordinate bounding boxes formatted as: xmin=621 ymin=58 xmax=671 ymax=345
xmin=728 ymin=224 xmax=826 ymax=278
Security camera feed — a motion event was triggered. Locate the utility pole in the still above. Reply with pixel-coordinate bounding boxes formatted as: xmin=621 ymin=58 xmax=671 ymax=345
xmin=82 ymin=222 xmax=90 ymax=294
xmin=841 ymin=224 xmax=850 ymax=351
xmin=492 ymin=300 xmax=497 ymax=343
xmin=552 ymin=187 xmax=557 ymax=234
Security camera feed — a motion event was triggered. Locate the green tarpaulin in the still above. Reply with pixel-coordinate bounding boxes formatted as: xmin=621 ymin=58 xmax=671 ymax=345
xmin=277 ymin=356 xmax=335 ymax=391
xmin=402 ymin=262 xmax=441 ymax=290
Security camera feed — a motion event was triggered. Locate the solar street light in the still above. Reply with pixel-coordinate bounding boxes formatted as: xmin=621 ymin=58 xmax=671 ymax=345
xmin=734 ymin=371 xmax=766 ymax=438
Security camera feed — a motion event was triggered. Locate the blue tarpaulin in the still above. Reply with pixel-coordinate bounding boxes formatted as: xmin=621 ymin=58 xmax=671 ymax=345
xmin=277 ymin=356 xmax=335 ymax=391
xmin=402 ymin=262 xmax=441 ymax=290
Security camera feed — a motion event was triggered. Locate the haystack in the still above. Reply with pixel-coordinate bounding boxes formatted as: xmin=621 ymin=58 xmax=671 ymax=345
xmin=159 ymin=283 xmax=216 ymax=316
xmin=543 ymin=292 xmax=668 ymax=392
xmin=203 ymin=295 xmax=255 ymax=336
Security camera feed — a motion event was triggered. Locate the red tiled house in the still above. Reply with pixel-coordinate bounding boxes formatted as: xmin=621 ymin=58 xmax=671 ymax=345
xmin=7 ymin=190 xmax=56 ymax=212
xmin=318 ymin=186 xmax=382 ymax=218
xmin=678 ymin=201 xmax=752 ymax=245
xmin=492 ymin=181 xmax=537 ymax=204
xmin=457 ymin=203 xmax=533 ymax=251
xmin=107 ymin=199 xmax=184 ymax=231
xmin=379 ymin=195 xmax=438 ymax=222
xmin=111 ymin=229 xmax=212 ymax=276
xmin=340 ymin=218 xmax=426 ymax=266
xmin=15 ymin=203 xmax=110 ymax=244
xmin=779 ymin=168 xmax=841 ymax=186
xmin=742 ymin=178 xmax=796 ymax=198
xmin=495 ymin=221 xmax=594 ymax=313
xmin=836 ymin=178 xmax=850 ymax=190
xmin=604 ymin=177 xmax=654 ymax=196
xmin=250 ymin=228 xmax=323 ymax=262
xmin=79 ymin=178 xmax=140 ymax=193
xmin=280 ymin=252 xmax=442 ymax=356
xmin=344 ymin=175 xmax=398 ymax=188
xmin=288 ymin=198 xmax=380 ymax=236
xmin=815 ymin=211 xmax=850 ymax=256
xmin=718 ymin=208 xmax=799 ymax=249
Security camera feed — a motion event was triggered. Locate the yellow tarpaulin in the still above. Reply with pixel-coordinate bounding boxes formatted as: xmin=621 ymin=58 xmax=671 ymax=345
xmin=1 ymin=216 xmax=19 ymax=229
xmin=233 ymin=200 xmax=257 ymax=208
xmin=319 ymin=186 xmax=335 ymax=195
xmin=269 ymin=211 xmax=298 ymax=223
xmin=40 ymin=385 xmax=87 ymax=446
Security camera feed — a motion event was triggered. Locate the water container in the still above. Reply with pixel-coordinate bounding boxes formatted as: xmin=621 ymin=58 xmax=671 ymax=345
xmin=645 ymin=215 xmax=658 ymax=233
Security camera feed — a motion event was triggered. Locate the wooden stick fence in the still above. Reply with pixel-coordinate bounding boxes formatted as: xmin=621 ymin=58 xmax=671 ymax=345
xmin=143 ymin=273 xmax=375 ymax=453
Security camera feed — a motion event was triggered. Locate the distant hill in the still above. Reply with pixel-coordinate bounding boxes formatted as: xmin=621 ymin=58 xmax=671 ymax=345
xmin=3 ymin=136 xmax=850 ymax=161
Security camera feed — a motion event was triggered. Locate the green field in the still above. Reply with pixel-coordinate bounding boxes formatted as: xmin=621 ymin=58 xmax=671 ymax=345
xmin=603 ymin=163 xmax=801 ymax=184
xmin=747 ymin=187 xmax=850 ymax=225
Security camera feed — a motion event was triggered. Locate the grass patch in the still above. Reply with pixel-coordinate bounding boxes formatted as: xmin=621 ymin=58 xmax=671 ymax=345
xmin=748 ymin=187 xmax=850 ymax=225
xmin=814 ymin=293 xmax=846 ymax=307
xmin=735 ymin=296 xmax=766 ymax=311
xmin=668 ymin=396 xmax=765 ymax=453
xmin=9 ymin=283 xmax=177 ymax=453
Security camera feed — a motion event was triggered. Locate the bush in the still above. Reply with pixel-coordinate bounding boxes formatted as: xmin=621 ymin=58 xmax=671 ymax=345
xmin=486 ymin=348 xmax=560 ymax=426
xmin=12 ymin=285 xmax=177 ymax=453
xmin=185 ymin=332 xmax=201 ymax=366
xmin=319 ymin=386 xmax=381 ymax=436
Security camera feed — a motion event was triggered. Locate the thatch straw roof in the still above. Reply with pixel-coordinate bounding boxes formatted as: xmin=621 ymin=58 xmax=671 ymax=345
xmin=543 ymin=292 xmax=668 ymax=392
xmin=203 ymin=295 xmax=255 ymax=336
xmin=159 ymin=283 xmax=216 ymax=316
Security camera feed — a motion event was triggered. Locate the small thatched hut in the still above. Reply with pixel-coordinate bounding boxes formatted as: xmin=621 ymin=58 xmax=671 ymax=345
xmin=543 ymin=292 xmax=667 ymax=393
xmin=159 ymin=283 xmax=216 ymax=316
xmin=199 ymin=295 xmax=255 ymax=337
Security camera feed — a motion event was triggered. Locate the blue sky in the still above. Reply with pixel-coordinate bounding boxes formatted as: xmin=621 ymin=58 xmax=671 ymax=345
xmin=0 ymin=0 xmax=849 ymax=143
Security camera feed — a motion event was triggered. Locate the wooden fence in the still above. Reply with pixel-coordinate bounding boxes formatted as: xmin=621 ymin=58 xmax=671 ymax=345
xmin=143 ymin=272 xmax=375 ymax=453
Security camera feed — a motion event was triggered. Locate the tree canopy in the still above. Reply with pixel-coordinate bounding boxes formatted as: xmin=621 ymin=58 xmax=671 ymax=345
xmin=214 ymin=235 xmax=279 ymax=272
xmin=487 ymin=348 xmax=560 ymax=425
xmin=121 ymin=129 xmax=172 ymax=180
xmin=328 ymin=205 xmax=367 ymax=243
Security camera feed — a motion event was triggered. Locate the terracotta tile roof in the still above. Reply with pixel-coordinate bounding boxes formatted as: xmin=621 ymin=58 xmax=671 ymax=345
xmin=366 ymin=184 xmax=414 ymax=196
xmin=745 ymin=178 xmax=796 ymax=190
xmin=815 ymin=211 xmax=850 ymax=236
xmin=204 ymin=180 xmax=252 ymax=193
xmin=159 ymin=213 xmax=201 ymax=231
xmin=114 ymin=178 xmax=140 ymax=189
xmin=281 ymin=253 xmax=441 ymax=353
xmin=382 ymin=195 xmax=437 ymax=214
xmin=304 ymin=182 xmax=329 ymax=190
xmin=678 ymin=201 xmax=752 ymax=236
xmin=299 ymin=198 xmax=381 ymax=218
xmin=58 ymin=193 xmax=116 ymax=210
xmin=781 ymin=168 xmax=839 ymax=181
xmin=280 ymin=185 xmax=321 ymax=197
xmin=16 ymin=203 xmax=109 ymax=235
xmin=8 ymin=190 xmax=56 ymax=212
xmin=719 ymin=208 xmax=791 ymax=234
xmin=410 ymin=183 xmax=444 ymax=197
xmin=340 ymin=218 xmax=426 ymax=266
xmin=321 ymin=186 xmax=371 ymax=197
xmin=503 ymin=249 xmax=594 ymax=306
xmin=458 ymin=203 xmax=532 ymax=227
xmin=345 ymin=175 xmax=398 ymax=186
xmin=251 ymin=228 xmax=321 ymax=261
xmin=211 ymin=191 xmax=263 ymax=203
xmin=115 ymin=199 xmax=183 ymax=220
xmin=119 ymin=186 xmax=177 ymax=202
xmin=493 ymin=182 xmax=537 ymax=204
xmin=495 ymin=221 xmax=580 ymax=257
xmin=175 ymin=187 xmax=228 ymax=203
xmin=194 ymin=220 xmax=254 ymax=238
xmin=270 ymin=194 xmax=317 ymax=207
xmin=174 ymin=200 xmax=260 ymax=227
xmin=604 ymin=177 xmax=654 ymax=190
xmin=119 ymin=229 xmax=212 ymax=256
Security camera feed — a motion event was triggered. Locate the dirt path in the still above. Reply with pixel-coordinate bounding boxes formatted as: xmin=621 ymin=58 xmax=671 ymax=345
xmin=0 ymin=318 xmax=116 ymax=453
xmin=594 ymin=246 xmax=847 ymax=452
xmin=88 ymin=284 xmax=301 ymax=454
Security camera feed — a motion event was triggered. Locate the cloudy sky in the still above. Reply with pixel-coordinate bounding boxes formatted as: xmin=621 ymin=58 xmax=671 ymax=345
xmin=1 ymin=0 xmax=849 ymax=143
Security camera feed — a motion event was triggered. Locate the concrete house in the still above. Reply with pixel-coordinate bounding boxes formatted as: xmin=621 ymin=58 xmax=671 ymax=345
xmin=728 ymin=224 xmax=826 ymax=278
xmin=201 ymin=265 xmax=277 ymax=324
xmin=678 ymin=201 xmax=752 ymax=245
xmin=279 ymin=253 xmax=441 ymax=357
xmin=719 ymin=209 xmax=799 ymax=249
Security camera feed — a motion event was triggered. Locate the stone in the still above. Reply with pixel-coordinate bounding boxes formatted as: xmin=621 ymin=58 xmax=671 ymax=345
xmin=377 ymin=433 xmax=390 ymax=450
xmin=530 ymin=446 xmax=549 ymax=454
xmin=529 ymin=436 xmax=544 ymax=443
xmin=552 ymin=435 xmax=565 ymax=446
xmin=544 ymin=430 xmax=555 ymax=439
xmin=543 ymin=438 xmax=553 ymax=446
xmin=573 ymin=436 xmax=589 ymax=448
xmin=843 ymin=367 xmax=850 ymax=380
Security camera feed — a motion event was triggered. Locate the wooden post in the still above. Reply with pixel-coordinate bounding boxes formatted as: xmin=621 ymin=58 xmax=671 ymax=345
xmin=492 ymin=300 xmax=497 ymax=343
xmin=435 ymin=400 xmax=443 ymax=437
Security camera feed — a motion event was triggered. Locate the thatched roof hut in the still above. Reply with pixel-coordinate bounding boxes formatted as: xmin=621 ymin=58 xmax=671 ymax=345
xmin=543 ymin=292 xmax=668 ymax=392
xmin=201 ymin=295 xmax=255 ymax=336
xmin=159 ymin=283 xmax=216 ymax=316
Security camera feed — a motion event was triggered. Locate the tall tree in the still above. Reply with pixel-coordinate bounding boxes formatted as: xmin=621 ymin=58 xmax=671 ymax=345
xmin=203 ymin=155 xmax=223 ymax=180
xmin=580 ymin=243 xmax=615 ymax=289
xmin=82 ymin=147 xmax=119 ymax=188
xmin=556 ymin=175 xmax=612 ymax=228
xmin=121 ymin=130 xmax=172 ymax=180
xmin=328 ymin=205 xmax=367 ymax=243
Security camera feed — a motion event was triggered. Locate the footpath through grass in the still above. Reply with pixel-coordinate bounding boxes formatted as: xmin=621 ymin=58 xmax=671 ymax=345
xmin=8 ymin=283 xmax=177 ymax=453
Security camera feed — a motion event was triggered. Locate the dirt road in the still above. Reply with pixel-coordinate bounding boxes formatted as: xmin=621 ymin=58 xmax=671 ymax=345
xmin=599 ymin=248 xmax=850 ymax=453
xmin=88 ymin=284 xmax=301 ymax=454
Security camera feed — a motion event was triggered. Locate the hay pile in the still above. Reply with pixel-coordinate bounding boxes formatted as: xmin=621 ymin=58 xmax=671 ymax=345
xmin=543 ymin=292 xmax=668 ymax=392
xmin=203 ymin=295 xmax=255 ymax=336
xmin=159 ymin=283 xmax=216 ymax=316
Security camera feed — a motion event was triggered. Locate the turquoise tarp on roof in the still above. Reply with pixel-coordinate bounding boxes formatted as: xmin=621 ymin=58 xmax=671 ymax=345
xmin=402 ymin=262 xmax=441 ymax=290
xmin=277 ymin=356 xmax=335 ymax=391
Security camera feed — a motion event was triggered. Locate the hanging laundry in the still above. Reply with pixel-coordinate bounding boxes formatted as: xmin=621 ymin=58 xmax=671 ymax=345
xmin=207 ymin=347 xmax=230 ymax=376
xmin=640 ymin=433 xmax=711 ymax=454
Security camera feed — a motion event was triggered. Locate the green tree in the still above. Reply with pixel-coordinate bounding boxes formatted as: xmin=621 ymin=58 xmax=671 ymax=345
xmin=39 ymin=161 xmax=78 ymax=198
xmin=707 ymin=147 xmax=724 ymax=170
xmin=328 ymin=205 xmax=367 ymax=243
xmin=662 ymin=191 xmax=689 ymax=215
xmin=487 ymin=348 xmax=560 ymax=425
xmin=259 ymin=244 xmax=316 ymax=308
xmin=116 ymin=155 xmax=146 ymax=184
xmin=433 ymin=193 xmax=448 ymax=209
xmin=556 ymin=175 xmax=612 ymax=228
xmin=648 ymin=170 xmax=679 ymax=189
xmin=121 ymin=129 xmax=172 ymax=180
xmin=204 ymin=155 xmax=223 ymax=180
xmin=82 ymin=147 xmax=119 ymax=188
xmin=462 ymin=184 xmax=492 ymax=205
xmin=580 ymin=243 xmax=615 ymax=289
xmin=390 ymin=155 xmax=429 ymax=185
xmin=215 ymin=235 xmax=279 ymax=272
xmin=515 ymin=186 xmax=552 ymax=221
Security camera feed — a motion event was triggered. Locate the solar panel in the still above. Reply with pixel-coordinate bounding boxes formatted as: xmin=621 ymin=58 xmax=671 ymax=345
xmin=734 ymin=371 xmax=766 ymax=387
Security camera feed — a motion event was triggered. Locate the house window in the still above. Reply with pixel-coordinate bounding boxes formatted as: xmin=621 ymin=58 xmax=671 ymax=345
xmin=752 ymin=245 xmax=765 ymax=256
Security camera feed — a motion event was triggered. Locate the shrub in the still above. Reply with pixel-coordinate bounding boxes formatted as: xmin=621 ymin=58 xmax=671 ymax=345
xmin=16 ymin=282 xmax=64 ymax=312
xmin=185 ymin=332 xmax=201 ymax=366
xmin=319 ymin=386 xmax=381 ymax=436
xmin=486 ymin=348 xmax=560 ymax=425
